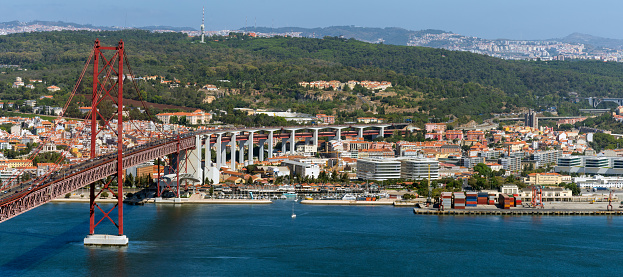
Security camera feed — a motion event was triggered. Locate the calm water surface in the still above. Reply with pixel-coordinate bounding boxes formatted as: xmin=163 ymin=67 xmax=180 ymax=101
xmin=1 ymin=201 xmax=622 ymax=276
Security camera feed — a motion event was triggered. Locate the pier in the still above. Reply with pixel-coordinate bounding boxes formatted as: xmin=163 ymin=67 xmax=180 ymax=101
xmin=413 ymin=208 xmax=623 ymax=216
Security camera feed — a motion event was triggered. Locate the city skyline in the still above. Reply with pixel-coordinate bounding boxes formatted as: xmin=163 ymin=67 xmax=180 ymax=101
xmin=3 ymin=0 xmax=623 ymax=40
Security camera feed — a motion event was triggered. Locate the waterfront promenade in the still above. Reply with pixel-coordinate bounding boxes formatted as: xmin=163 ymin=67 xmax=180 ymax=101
xmin=50 ymin=192 xmax=623 ymax=215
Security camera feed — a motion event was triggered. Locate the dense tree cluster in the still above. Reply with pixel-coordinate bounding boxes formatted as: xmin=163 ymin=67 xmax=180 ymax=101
xmin=2 ymin=30 xmax=623 ymax=122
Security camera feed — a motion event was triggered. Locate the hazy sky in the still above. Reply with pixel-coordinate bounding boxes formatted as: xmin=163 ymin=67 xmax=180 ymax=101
xmin=3 ymin=0 xmax=623 ymax=40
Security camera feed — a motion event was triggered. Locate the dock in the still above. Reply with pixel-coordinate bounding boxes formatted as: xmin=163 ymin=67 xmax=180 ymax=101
xmin=301 ymin=199 xmax=394 ymax=205
xmin=413 ymin=208 xmax=623 ymax=216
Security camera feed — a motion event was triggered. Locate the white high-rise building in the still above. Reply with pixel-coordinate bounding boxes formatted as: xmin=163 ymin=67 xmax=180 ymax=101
xmin=356 ymin=158 xmax=401 ymax=181
xmin=400 ymin=158 xmax=439 ymax=180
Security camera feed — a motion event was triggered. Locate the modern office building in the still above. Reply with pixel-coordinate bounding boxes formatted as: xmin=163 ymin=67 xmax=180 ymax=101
xmin=557 ymin=156 xmax=582 ymax=167
xmin=555 ymin=156 xmax=623 ymax=176
xmin=530 ymin=150 xmax=562 ymax=168
xmin=400 ymin=158 xmax=439 ymax=180
xmin=356 ymin=158 xmax=401 ymax=181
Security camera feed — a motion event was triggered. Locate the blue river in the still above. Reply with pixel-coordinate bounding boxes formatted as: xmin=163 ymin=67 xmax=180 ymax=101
xmin=1 ymin=200 xmax=622 ymax=276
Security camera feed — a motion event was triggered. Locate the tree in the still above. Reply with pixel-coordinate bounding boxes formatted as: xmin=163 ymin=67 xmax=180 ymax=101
xmin=473 ymin=163 xmax=492 ymax=178
xmin=561 ymin=182 xmax=581 ymax=196
xmin=340 ymin=172 xmax=349 ymax=183
xmin=331 ymin=170 xmax=339 ymax=182
xmin=124 ymin=173 xmax=135 ymax=188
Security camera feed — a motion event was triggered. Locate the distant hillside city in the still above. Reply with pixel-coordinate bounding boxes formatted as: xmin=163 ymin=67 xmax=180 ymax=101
xmin=2 ymin=21 xmax=623 ymax=62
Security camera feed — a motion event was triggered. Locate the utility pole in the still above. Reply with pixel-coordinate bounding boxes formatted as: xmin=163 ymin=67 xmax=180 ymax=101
xmin=426 ymin=163 xmax=431 ymax=206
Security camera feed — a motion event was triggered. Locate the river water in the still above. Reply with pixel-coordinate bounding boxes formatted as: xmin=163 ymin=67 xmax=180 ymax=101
xmin=1 ymin=201 xmax=622 ymax=276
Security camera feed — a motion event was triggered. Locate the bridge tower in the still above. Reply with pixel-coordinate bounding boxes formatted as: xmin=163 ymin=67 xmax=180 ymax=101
xmin=84 ymin=39 xmax=128 ymax=246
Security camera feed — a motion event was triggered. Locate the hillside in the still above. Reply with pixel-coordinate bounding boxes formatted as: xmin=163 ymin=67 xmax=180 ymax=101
xmin=1 ymin=30 xmax=623 ymax=124
xmin=246 ymin=26 xmax=444 ymax=45
xmin=558 ymin=33 xmax=623 ymax=49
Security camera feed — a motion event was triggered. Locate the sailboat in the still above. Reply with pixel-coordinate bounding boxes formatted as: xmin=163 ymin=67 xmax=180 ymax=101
xmin=291 ymin=201 xmax=296 ymax=218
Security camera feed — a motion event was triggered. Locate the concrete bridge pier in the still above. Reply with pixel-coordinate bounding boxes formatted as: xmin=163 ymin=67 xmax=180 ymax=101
xmin=357 ymin=127 xmax=365 ymax=138
xmin=215 ymin=133 xmax=223 ymax=169
xmin=230 ymin=132 xmax=237 ymax=170
xmin=268 ymin=130 xmax=275 ymax=159
xmin=258 ymin=138 xmax=266 ymax=162
xmin=289 ymin=129 xmax=299 ymax=155
xmin=310 ymin=128 xmax=321 ymax=148
xmin=188 ymin=135 xmax=203 ymax=182
xmin=375 ymin=126 xmax=389 ymax=139
xmin=248 ymin=131 xmax=254 ymax=165
xmin=281 ymin=138 xmax=287 ymax=156
xmin=333 ymin=127 xmax=345 ymax=141
xmin=205 ymin=134 xmax=219 ymax=184
xmin=238 ymin=138 xmax=245 ymax=166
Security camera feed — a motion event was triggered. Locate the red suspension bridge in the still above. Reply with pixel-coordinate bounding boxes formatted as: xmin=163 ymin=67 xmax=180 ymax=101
xmin=0 ymin=40 xmax=407 ymax=246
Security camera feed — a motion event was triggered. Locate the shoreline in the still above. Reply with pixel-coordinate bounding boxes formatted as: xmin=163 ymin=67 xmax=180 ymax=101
xmin=51 ymin=197 xmax=623 ymax=215
xmin=52 ymin=197 xmax=272 ymax=205
xmin=51 ymin=198 xmax=119 ymax=203
xmin=300 ymin=199 xmax=394 ymax=205
xmin=413 ymin=208 xmax=623 ymax=216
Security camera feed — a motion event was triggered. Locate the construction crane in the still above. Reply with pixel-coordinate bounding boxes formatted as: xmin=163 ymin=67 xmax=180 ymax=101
xmin=531 ymin=185 xmax=544 ymax=209
xmin=607 ymin=190 xmax=614 ymax=211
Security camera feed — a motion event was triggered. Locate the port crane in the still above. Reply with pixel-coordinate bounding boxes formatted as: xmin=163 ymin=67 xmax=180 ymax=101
xmin=530 ymin=185 xmax=544 ymax=209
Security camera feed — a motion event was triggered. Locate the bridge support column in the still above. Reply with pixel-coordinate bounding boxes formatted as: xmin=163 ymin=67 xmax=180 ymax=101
xmin=216 ymin=133 xmax=222 ymax=169
xmin=290 ymin=129 xmax=296 ymax=155
xmin=204 ymin=135 xmax=219 ymax=185
xmin=259 ymin=139 xmax=266 ymax=162
xmin=334 ymin=127 xmax=344 ymax=141
xmin=205 ymin=135 xmax=211 ymax=170
xmin=239 ymin=140 xmax=245 ymax=166
xmin=230 ymin=132 xmax=237 ymax=170
xmin=377 ymin=126 xmax=385 ymax=139
xmin=189 ymin=135 xmax=202 ymax=181
xmin=248 ymin=131 xmax=254 ymax=165
xmin=282 ymin=138 xmax=287 ymax=156
xmin=358 ymin=127 xmax=365 ymax=138
xmin=221 ymin=141 xmax=227 ymax=168
xmin=312 ymin=128 xmax=319 ymax=148
xmin=268 ymin=130 xmax=274 ymax=159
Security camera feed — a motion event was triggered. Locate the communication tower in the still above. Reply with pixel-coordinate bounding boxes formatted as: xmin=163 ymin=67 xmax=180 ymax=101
xmin=200 ymin=6 xmax=205 ymax=43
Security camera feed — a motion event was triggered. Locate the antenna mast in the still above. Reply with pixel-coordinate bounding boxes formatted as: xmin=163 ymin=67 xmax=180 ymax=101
xmin=200 ymin=6 xmax=205 ymax=43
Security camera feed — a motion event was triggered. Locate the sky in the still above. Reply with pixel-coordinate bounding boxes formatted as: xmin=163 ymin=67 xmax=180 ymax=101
xmin=3 ymin=0 xmax=623 ymax=40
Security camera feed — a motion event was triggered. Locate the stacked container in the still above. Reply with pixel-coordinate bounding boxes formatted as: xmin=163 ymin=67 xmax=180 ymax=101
xmin=441 ymin=192 xmax=452 ymax=209
xmin=488 ymin=193 xmax=496 ymax=205
xmin=513 ymin=194 xmax=522 ymax=207
xmin=477 ymin=193 xmax=488 ymax=205
xmin=466 ymin=192 xmax=478 ymax=207
xmin=453 ymin=192 xmax=465 ymax=209
xmin=498 ymin=193 xmax=513 ymax=209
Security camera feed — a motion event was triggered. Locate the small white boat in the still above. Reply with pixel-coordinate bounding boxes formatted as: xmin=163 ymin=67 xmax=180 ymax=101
xmin=342 ymin=194 xmax=356 ymax=201
xmin=291 ymin=213 xmax=296 ymax=218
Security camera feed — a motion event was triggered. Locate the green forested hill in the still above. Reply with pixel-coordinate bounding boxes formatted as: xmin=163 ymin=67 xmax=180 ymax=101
xmin=0 ymin=30 xmax=622 ymax=123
